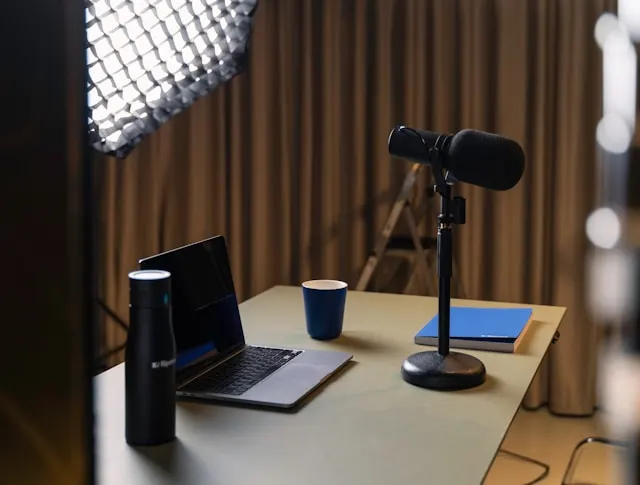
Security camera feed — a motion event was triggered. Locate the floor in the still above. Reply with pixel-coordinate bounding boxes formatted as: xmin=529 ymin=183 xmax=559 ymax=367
xmin=485 ymin=407 xmax=624 ymax=485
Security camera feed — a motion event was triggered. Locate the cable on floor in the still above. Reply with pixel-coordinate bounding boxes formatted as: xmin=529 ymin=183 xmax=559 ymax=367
xmin=96 ymin=341 xmax=127 ymax=363
xmin=98 ymin=298 xmax=128 ymax=330
xmin=498 ymin=449 xmax=550 ymax=485
xmin=95 ymin=298 xmax=129 ymax=371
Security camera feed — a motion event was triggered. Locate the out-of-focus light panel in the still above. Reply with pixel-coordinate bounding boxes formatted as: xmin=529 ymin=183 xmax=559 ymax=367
xmin=597 ymin=113 xmax=634 ymax=154
xmin=602 ymin=26 xmax=637 ymax=142
xmin=595 ymin=13 xmax=637 ymax=155
xmin=586 ymin=207 xmax=622 ymax=249
xmin=595 ymin=12 xmax=624 ymax=48
xmin=619 ymin=0 xmax=640 ymax=43
xmin=587 ymin=249 xmax=635 ymax=321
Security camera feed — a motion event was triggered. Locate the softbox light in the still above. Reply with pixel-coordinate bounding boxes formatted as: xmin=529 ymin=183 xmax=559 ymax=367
xmin=86 ymin=0 xmax=258 ymax=159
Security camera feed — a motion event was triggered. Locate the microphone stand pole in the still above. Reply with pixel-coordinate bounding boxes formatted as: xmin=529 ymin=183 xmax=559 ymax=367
xmin=401 ymin=140 xmax=486 ymax=390
xmin=437 ymin=181 xmax=453 ymax=357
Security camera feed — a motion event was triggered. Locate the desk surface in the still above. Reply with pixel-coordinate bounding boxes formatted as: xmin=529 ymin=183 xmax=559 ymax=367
xmin=96 ymin=286 xmax=565 ymax=485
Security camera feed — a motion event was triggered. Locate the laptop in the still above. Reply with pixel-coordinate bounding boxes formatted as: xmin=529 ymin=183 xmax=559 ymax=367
xmin=138 ymin=235 xmax=353 ymax=409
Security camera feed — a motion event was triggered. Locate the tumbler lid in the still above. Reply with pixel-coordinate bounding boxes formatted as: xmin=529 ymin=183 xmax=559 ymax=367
xmin=129 ymin=270 xmax=171 ymax=281
xmin=129 ymin=270 xmax=171 ymax=309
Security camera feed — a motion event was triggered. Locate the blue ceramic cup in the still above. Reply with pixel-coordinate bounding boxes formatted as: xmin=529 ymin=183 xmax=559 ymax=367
xmin=302 ymin=280 xmax=348 ymax=340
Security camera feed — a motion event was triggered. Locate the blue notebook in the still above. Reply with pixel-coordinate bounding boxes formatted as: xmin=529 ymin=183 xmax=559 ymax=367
xmin=414 ymin=307 xmax=534 ymax=353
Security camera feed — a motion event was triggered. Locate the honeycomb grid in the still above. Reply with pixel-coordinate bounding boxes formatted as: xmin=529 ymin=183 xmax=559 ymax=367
xmin=86 ymin=0 xmax=258 ymax=159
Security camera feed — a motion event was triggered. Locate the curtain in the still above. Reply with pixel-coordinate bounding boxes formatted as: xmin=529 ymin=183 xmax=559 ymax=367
xmin=99 ymin=0 xmax=615 ymax=416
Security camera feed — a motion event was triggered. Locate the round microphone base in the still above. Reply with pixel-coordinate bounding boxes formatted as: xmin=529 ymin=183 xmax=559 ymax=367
xmin=401 ymin=350 xmax=486 ymax=390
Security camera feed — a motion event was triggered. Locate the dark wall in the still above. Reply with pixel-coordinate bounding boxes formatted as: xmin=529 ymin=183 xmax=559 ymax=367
xmin=0 ymin=3 xmax=94 ymax=485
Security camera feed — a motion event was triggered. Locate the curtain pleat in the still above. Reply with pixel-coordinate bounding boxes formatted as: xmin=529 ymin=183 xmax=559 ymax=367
xmin=100 ymin=0 xmax=616 ymax=415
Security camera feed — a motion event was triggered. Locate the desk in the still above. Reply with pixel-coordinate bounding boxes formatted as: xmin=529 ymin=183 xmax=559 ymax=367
xmin=96 ymin=286 xmax=565 ymax=485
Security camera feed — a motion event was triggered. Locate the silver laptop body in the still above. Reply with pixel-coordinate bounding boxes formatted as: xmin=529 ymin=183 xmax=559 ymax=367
xmin=139 ymin=235 xmax=352 ymax=409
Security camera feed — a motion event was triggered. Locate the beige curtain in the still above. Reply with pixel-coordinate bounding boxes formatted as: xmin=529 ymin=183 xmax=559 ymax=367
xmin=99 ymin=0 xmax=615 ymax=416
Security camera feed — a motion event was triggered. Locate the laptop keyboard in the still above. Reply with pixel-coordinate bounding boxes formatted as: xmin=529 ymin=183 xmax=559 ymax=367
xmin=181 ymin=346 xmax=302 ymax=396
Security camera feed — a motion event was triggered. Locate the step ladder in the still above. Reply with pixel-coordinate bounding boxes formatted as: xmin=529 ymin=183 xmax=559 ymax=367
xmin=356 ymin=163 xmax=465 ymax=297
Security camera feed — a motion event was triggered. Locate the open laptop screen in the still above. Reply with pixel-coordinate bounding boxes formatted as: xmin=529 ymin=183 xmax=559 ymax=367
xmin=139 ymin=236 xmax=245 ymax=370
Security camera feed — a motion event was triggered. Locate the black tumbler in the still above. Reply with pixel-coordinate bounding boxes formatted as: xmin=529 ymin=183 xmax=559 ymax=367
xmin=125 ymin=269 xmax=177 ymax=446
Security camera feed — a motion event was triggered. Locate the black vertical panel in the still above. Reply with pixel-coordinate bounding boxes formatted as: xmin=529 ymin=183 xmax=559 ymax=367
xmin=628 ymin=148 xmax=640 ymax=209
xmin=0 ymin=2 xmax=94 ymax=485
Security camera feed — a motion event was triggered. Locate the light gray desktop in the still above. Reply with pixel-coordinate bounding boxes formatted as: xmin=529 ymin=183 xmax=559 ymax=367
xmin=95 ymin=285 xmax=565 ymax=485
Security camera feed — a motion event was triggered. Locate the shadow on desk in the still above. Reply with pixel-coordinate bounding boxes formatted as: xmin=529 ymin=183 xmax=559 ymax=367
xmin=460 ymin=374 xmax=499 ymax=394
xmin=327 ymin=332 xmax=395 ymax=352
xmin=177 ymin=360 xmax=357 ymax=415
xmin=132 ymin=438 xmax=220 ymax=484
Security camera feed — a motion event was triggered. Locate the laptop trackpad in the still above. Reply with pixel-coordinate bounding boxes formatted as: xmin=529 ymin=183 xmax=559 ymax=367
xmin=241 ymin=363 xmax=337 ymax=407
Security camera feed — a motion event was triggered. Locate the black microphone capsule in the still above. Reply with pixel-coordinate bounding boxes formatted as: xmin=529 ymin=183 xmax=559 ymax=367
xmin=447 ymin=129 xmax=525 ymax=191
xmin=388 ymin=125 xmax=525 ymax=191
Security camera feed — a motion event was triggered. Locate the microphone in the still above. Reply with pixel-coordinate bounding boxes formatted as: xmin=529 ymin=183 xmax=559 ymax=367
xmin=388 ymin=126 xmax=525 ymax=191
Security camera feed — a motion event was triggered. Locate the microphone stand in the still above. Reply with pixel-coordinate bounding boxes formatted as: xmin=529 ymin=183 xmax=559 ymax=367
xmin=401 ymin=139 xmax=486 ymax=390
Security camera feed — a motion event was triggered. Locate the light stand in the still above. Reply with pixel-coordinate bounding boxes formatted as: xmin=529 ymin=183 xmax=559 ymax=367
xmin=401 ymin=138 xmax=486 ymax=390
xmin=85 ymin=0 xmax=258 ymax=368
xmin=590 ymin=9 xmax=640 ymax=484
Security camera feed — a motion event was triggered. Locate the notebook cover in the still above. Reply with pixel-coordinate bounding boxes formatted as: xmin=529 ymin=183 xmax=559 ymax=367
xmin=416 ymin=307 xmax=533 ymax=342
